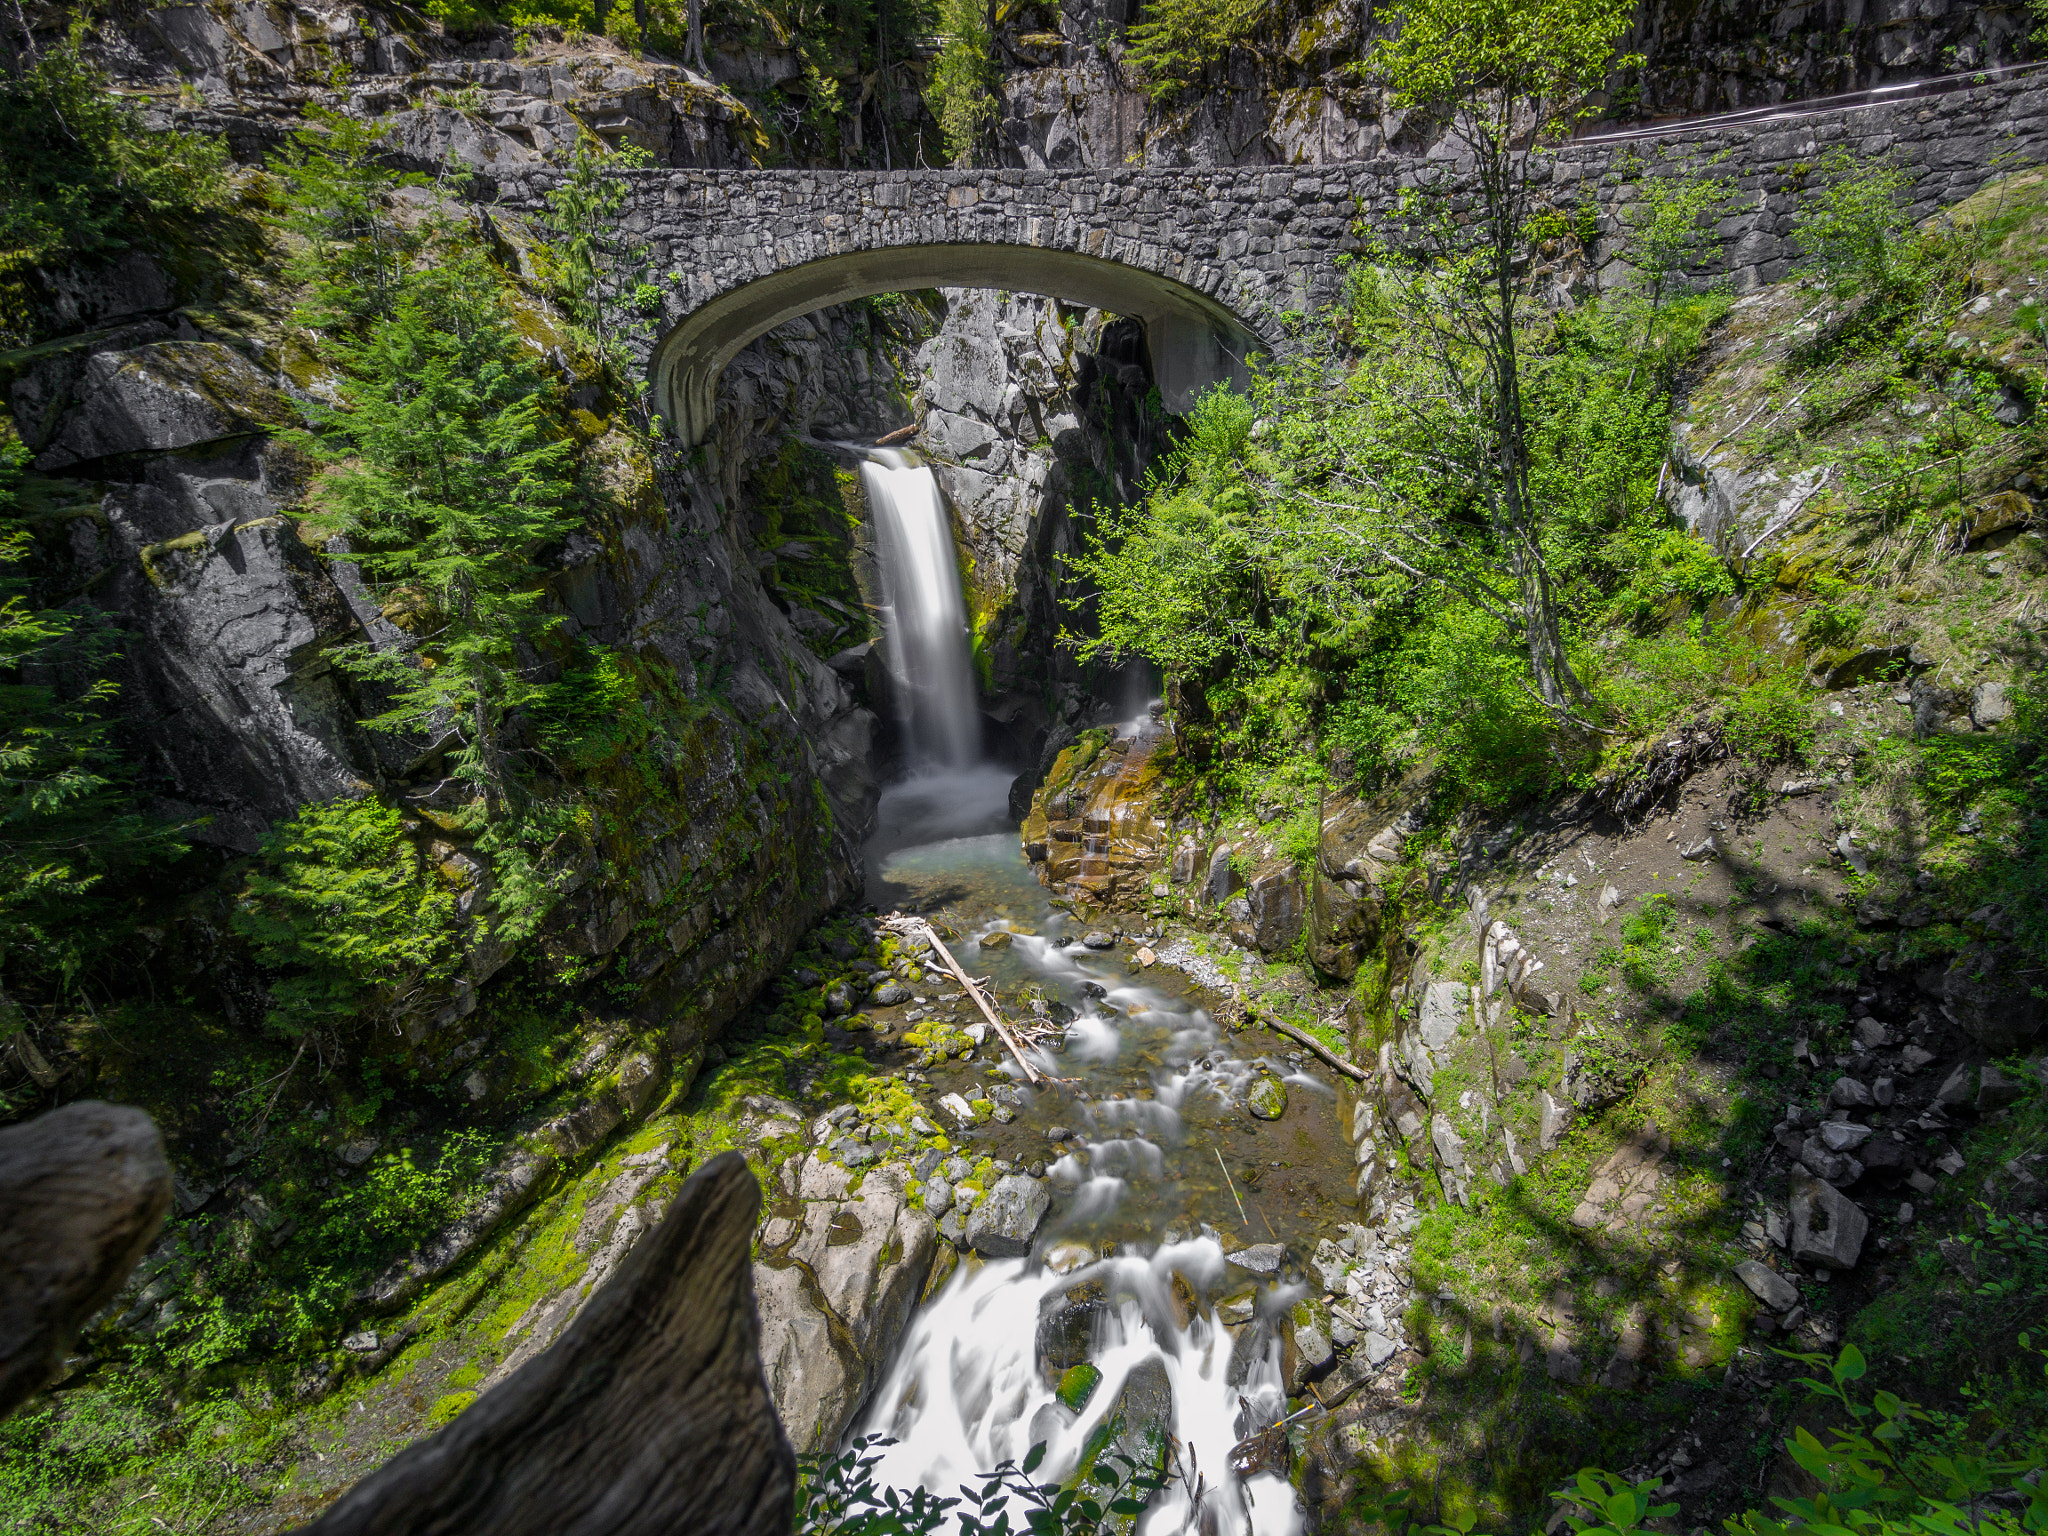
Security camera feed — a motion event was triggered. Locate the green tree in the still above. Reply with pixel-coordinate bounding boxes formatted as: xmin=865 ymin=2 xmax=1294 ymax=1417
xmin=0 ymin=31 xmax=228 ymax=267
xmin=274 ymin=108 xmax=427 ymax=329
xmin=0 ymin=429 xmax=185 ymax=1008
xmin=1123 ymin=0 xmax=1264 ymax=105
xmin=293 ymin=247 xmax=580 ymax=808
xmin=1792 ymin=146 xmax=1925 ymax=304
xmin=1361 ymin=0 xmax=1642 ymax=710
xmin=1619 ymin=164 xmax=1731 ymax=374
xmin=926 ymin=0 xmax=997 ymax=164
xmin=232 ymin=797 xmax=458 ymax=1038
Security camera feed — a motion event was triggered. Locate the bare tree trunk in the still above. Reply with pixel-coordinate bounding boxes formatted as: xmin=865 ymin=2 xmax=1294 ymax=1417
xmin=687 ymin=0 xmax=706 ymax=72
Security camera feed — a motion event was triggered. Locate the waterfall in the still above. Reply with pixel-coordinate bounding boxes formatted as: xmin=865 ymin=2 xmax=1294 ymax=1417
xmin=863 ymin=450 xmax=979 ymax=769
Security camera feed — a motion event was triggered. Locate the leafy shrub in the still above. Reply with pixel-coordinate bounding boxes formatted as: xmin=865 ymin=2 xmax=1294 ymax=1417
xmin=1722 ymin=674 xmax=1812 ymax=762
xmin=233 ymin=797 xmax=458 ymax=1036
xmin=0 ymin=37 xmax=228 ymax=275
xmin=1123 ymin=0 xmax=1264 ymax=104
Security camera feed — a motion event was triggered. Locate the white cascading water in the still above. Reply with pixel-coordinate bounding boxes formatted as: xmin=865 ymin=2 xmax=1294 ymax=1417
xmin=856 ymin=443 xmax=1310 ymax=1536
xmin=851 ymin=923 xmax=1311 ymax=1536
xmin=863 ymin=450 xmax=980 ymax=769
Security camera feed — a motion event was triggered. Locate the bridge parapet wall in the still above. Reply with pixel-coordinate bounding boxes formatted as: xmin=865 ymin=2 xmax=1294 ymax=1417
xmin=495 ymin=71 xmax=2048 ymax=439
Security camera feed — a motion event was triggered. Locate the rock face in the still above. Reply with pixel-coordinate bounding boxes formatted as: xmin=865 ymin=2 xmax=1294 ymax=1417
xmin=97 ymin=4 xmax=754 ymax=173
xmin=754 ymin=1157 xmax=938 ymax=1451
xmin=986 ymin=0 xmax=2023 ymax=171
xmin=1021 ymin=732 xmax=1172 ymax=905
xmin=1942 ymin=945 xmax=2046 ymax=1052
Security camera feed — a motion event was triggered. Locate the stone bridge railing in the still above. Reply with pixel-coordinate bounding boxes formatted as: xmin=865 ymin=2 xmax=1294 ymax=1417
xmin=497 ymin=70 xmax=2048 ymax=443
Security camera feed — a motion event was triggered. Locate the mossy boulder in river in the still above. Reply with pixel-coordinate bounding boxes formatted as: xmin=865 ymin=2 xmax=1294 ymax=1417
xmin=1247 ymin=1074 xmax=1289 ymax=1120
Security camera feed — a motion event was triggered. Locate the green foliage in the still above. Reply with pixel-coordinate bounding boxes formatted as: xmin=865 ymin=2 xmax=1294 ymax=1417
xmin=1720 ymin=673 xmax=1812 ymax=762
xmin=0 ymin=427 xmax=185 ymax=1003
xmin=232 ymin=797 xmax=459 ymax=1037
xmin=0 ymin=35 xmax=228 ymax=275
xmin=1793 ymin=149 xmax=1925 ymax=304
xmin=274 ymin=108 xmax=428 ymax=329
xmin=306 ymin=1128 xmax=493 ymax=1270
xmin=1123 ymin=0 xmax=1263 ymax=105
xmin=926 ymin=0 xmax=997 ymax=163
xmin=291 ymin=244 xmax=580 ymax=804
xmin=793 ymin=1436 xmax=1170 ymax=1535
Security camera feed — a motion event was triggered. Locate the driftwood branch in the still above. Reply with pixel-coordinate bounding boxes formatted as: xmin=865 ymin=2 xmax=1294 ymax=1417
xmin=884 ymin=915 xmax=1046 ymax=1085
xmin=1252 ymin=1013 xmax=1369 ymax=1083
xmin=300 ymin=1151 xmax=794 ymax=1536
xmin=0 ymin=1101 xmax=172 ymax=1419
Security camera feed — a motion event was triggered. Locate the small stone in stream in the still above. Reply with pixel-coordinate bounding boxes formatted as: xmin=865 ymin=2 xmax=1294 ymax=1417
xmin=824 ymin=982 xmax=854 ymax=1016
xmin=938 ymin=1093 xmax=977 ymax=1127
xmin=1047 ymin=1126 xmax=1070 ymax=1141
xmin=1056 ymin=1362 xmax=1102 ymax=1411
xmin=993 ymin=1106 xmax=1016 ymax=1124
xmin=1734 ymin=1260 xmax=1800 ymax=1312
xmin=1136 ymin=947 xmax=1157 ymax=967
xmin=941 ymin=1155 xmax=972 ymax=1181
xmin=1247 ymin=1075 xmax=1288 ymax=1121
xmin=1028 ymin=1161 xmax=1045 ymax=1178
xmin=925 ymin=1180 xmax=954 ymax=1216
xmin=869 ymin=981 xmax=911 ymax=1007
xmin=979 ymin=930 xmax=1013 ymax=950
xmin=1082 ymin=932 xmax=1114 ymax=949
xmin=1228 ymin=1243 xmax=1285 ymax=1275
xmin=965 ymin=1174 xmax=1051 ymax=1257
xmin=1080 ymin=981 xmax=1107 ymax=1001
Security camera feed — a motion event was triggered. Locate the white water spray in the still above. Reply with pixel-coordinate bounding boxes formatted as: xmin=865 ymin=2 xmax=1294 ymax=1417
xmin=863 ymin=450 xmax=979 ymax=769
xmin=856 ymin=1243 xmax=1303 ymax=1536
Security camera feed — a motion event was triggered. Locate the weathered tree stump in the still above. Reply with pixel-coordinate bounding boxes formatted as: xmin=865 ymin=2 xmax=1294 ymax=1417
xmin=0 ymin=1100 xmax=172 ymax=1417
xmin=298 ymin=1149 xmax=795 ymax=1536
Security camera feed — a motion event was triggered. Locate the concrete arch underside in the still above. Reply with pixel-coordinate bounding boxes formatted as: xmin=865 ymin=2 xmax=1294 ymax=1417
xmin=649 ymin=242 xmax=1268 ymax=446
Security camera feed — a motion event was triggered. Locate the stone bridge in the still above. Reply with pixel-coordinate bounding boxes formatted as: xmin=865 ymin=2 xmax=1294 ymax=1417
xmin=500 ymin=70 xmax=2048 ymax=444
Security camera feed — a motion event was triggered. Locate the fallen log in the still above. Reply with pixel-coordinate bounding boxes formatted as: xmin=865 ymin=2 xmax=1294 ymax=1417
xmin=1253 ymin=1011 xmax=1369 ymax=1083
xmin=300 ymin=1151 xmax=793 ymax=1536
xmin=883 ymin=915 xmax=1046 ymax=1085
xmin=0 ymin=1101 xmax=171 ymax=1418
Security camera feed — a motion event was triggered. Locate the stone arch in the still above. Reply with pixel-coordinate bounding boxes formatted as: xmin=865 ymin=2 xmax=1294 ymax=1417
xmin=647 ymin=242 xmax=1272 ymax=446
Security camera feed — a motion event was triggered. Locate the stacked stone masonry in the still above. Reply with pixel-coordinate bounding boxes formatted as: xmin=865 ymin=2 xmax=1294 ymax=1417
xmin=493 ymin=72 xmax=2048 ymax=413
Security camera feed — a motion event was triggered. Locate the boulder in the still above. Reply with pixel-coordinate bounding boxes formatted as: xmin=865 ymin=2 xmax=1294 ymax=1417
xmin=1789 ymin=1174 xmax=1868 ymax=1271
xmin=1733 ymin=1260 xmax=1799 ymax=1312
xmin=1943 ymin=946 xmax=2045 ymax=1053
xmin=1977 ymin=1063 xmax=2026 ymax=1113
xmin=32 ymin=341 xmax=291 ymax=470
xmin=1226 ymin=1242 xmax=1285 ymax=1276
xmin=1229 ymin=862 xmax=1306 ymax=956
xmin=963 ymin=1174 xmax=1050 ymax=1257
xmin=754 ymin=1163 xmax=938 ymax=1451
xmin=1036 ymin=1283 xmax=1109 ymax=1382
xmin=1307 ymin=868 xmax=1380 ymax=981
xmin=1094 ymin=1359 xmax=1173 ymax=1480
xmin=1246 ymin=1075 xmax=1289 ymax=1121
